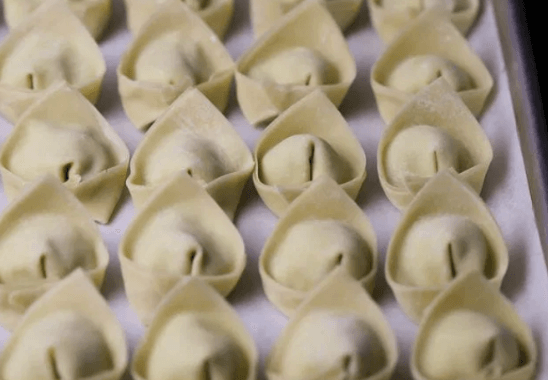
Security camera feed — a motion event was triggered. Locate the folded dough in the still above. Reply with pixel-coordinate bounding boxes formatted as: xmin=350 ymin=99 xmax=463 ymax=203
xmin=0 ymin=176 xmax=109 ymax=330
xmin=371 ymin=5 xmax=493 ymax=123
xmin=236 ymin=0 xmax=356 ymax=126
xmin=378 ymin=78 xmax=493 ymax=209
xmin=411 ymin=271 xmax=537 ymax=380
xmin=131 ymin=278 xmax=257 ymax=380
xmin=0 ymin=84 xmax=130 ymax=223
xmin=260 ymin=176 xmax=377 ymax=316
xmin=0 ymin=269 xmax=127 ymax=380
xmin=118 ymin=1 xmax=235 ymax=131
xmin=120 ymin=172 xmax=246 ymax=325
xmin=254 ymin=90 xmax=365 ymax=216
xmin=367 ymin=0 xmax=480 ymax=43
xmin=251 ymin=0 xmax=363 ymax=38
xmin=0 ymin=1 xmax=106 ymax=123
xmin=127 ymin=88 xmax=254 ymax=219
xmin=385 ymin=171 xmax=509 ymax=323
xmin=124 ymin=0 xmax=234 ymax=39
xmin=266 ymin=270 xmax=397 ymax=380
xmin=3 ymin=0 xmax=112 ymax=40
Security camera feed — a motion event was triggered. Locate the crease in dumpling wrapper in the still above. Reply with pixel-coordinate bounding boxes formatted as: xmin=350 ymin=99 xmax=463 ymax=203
xmin=236 ymin=0 xmax=356 ymax=126
xmin=385 ymin=170 xmax=509 ymax=324
xmin=0 ymin=175 xmax=109 ymax=330
xmin=0 ymin=269 xmax=128 ymax=380
xmin=117 ymin=0 xmax=235 ymax=131
xmin=259 ymin=176 xmax=377 ymax=316
xmin=378 ymin=78 xmax=493 ymax=210
xmin=250 ymin=0 xmax=363 ymax=38
xmin=367 ymin=0 xmax=480 ymax=44
xmin=253 ymin=90 xmax=366 ymax=217
xmin=0 ymin=84 xmax=130 ymax=224
xmin=266 ymin=269 xmax=398 ymax=380
xmin=127 ymin=87 xmax=254 ymax=220
xmin=120 ymin=172 xmax=246 ymax=325
xmin=370 ymin=5 xmax=493 ymax=124
xmin=0 ymin=0 xmax=106 ymax=123
xmin=124 ymin=0 xmax=234 ymax=39
xmin=411 ymin=270 xmax=537 ymax=380
xmin=3 ymin=0 xmax=112 ymax=40
xmin=131 ymin=277 xmax=258 ymax=380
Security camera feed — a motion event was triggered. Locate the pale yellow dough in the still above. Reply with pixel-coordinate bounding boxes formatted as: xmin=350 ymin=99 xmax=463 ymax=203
xmin=0 ymin=84 xmax=130 ymax=223
xmin=118 ymin=1 xmax=235 ymax=131
xmin=131 ymin=278 xmax=257 ymax=380
xmin=127 ymin=88 xmax=254 ymax=219
xmin=120 ymin=172 xmax=246 ymax=325
xmin=367 ymin=0 xmax=480 ymax=43
xmin=0 ymin=1 xmax=106 ymax=123
xmin=254 ymin=90 xmax=365 ymax=216
xmin=371 ymin=6 xmax=493 ymax=123
xmin=0 ymin=176 xmax=109 ymax=330
xmin=3 ymin=0 xmax=112 ymax=40
xmin=236 ymin=0 xmax=356 ymax=126
xmin=266 ymin=270 xmax=397 ymax=380
xmin=124 ymin=0 xmax=234 ymax=39
xmin=378 ymin=78 xmax=493 ymax=209
xmin=411 ymin=271 xmax=537 ymax=380
xmin=260 ymin=176 xmax=377 ymax=316
xmin=0 ymin=270 xmax=128 ymax=380
xmin=385 ymin=171 xmax=509 ymax=323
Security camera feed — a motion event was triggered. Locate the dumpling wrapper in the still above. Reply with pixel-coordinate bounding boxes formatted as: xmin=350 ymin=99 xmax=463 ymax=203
xmin=3 ymin=0 xmax=112 ymax=40
xmin=411 ymin=271 xmax=537 ymax=380
xmin=371 ymin=5 xmax=493 ymax=124
xmin=385 ymin=170 xmax=509 ymax=323
xmin=260 ymin=176 xmax=377 ymax=316
xmin=0 ymin=84 xmax=130 ymax=223
xmin=132 ymin=277 xmax=257 ymax=380
xmin=0 ymin=269 xmax=127 ymax=380
xmin=254 ymin=90 xmax=366 ymax=216
xmin=236 ymin=0 xmax=356 ymax=126
xmin=127 ymin=88 xmax=254 ymax=219
xmin=378 ymin=78 xmax=493 ymax=209
xmin=250 ymin=0 xmax=362 ymax=38
xmin=267 ymin=269 xmax=397 ymax=380
xmin=367 ymin=0 xmax=480 ymax=43
xmin=120 ymin=172 xmax=246 ymax=325
xmin=0 ymin=176 xmax=109 ymax=330
xmin=0 ymin=0 xmax=106 ymax=123
xmin=124 ymin=0 xmax=233 ymax=39
xmin=117 ymin=0 xmax=235 ymax=131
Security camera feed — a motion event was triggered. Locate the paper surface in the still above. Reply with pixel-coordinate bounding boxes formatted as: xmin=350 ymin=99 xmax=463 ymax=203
xmin=0 ymin=0 xmax=547 ymax=378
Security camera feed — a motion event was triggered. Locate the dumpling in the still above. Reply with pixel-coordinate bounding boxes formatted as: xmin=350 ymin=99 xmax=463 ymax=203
xmin=0 ymin=84 xmax=130 ymax=223
xmin=0 ymin=176 xmax=109 ymax=330
xmin=251 ymin=0 xmax=362 ymax=38
xmin=254 ymin=90 xmax=365 ymax=216
xmin=367 ymin=0 xmax=480 ymax=43
xmin=385 ymin=170 xmax=509 ymax=323
xmin=0 ymin=269 xmax=127 ymax=380
xmin=236 ymin=0 xmax=356 ymax=126
xmin=120 ymin=172 xmax=246 ymax=325
xmin=124 ymin=0 xmax=234 ymax=39
xmin=127 ymin=88 xmax=254 ymax=219
xmin=117 ymin=1 xmax=235 ymax=131
xmin=3 ymin=0 xmax=112 ymax=40
xmin=378 ymin=78 xmax=493 ymax=209
xmin=131 ymin=278 xmax=257 ymax=380
xmin=266 ymin=270 xmax=397 ymax=380
xmin=0 ymin=1 xmax=106 ymax=123
xmin=411 ymin=271 xmax=537 ymax=380
xmin=260 ymin=176 xmax=377 ymax=316
xmin=370 ymin=5 xmax=493 ymax=123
